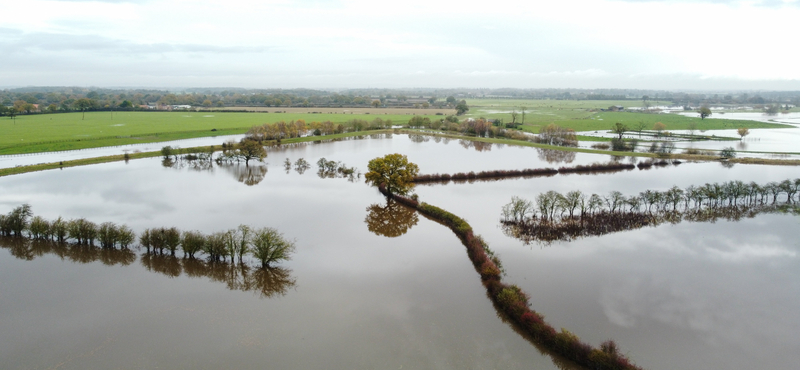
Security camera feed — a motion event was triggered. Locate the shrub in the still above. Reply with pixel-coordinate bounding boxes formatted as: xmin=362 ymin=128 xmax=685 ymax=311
xmin=4 ymin=204 xmax=32 ymax=237
xmin=117 ymin=225 xmax=135 ymax=249
xmin=720 ymin=147 xmax=736 ymax=159
xmin=98 ymin=222 xmax=119 ymax=248
xmin=496 ymin=285 xmax=529 ymax=317
xmin=163 ymin=227 xmax=181 ymax=256
xmin=181 ymin=230 xmax=206 ymax=258
xmin=68 ymin=218 xmax=97 ymax=244
xmin=250 ymin=227 xmax=296 ymax=268
xmin=480 ymin=260 xmax=501 ymax=279
xmin=51 ymin=217 xmax=68 ymax=243
xmin=28 ymin=216 xmax=51 ymax=239
xmin=683 ymin=148 xmax=701 ymax=155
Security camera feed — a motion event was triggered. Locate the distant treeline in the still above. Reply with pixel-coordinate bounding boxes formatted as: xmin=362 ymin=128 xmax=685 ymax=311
xmin=376 ymin=184 xmax=643 ymax=370
xmin=3 ymin=87 xmax=798 ymax=116
xmin=0 ymin=88 xmax=459 ymax=116
xmin=501 ymin=178 xmax=800 ymax=244
xmin=0 ymin=205 xmax=295 ymax=269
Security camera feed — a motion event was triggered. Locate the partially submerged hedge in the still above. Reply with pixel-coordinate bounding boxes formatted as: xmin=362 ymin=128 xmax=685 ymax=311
xmin=377 ymin=184 xmax=642 ymax=370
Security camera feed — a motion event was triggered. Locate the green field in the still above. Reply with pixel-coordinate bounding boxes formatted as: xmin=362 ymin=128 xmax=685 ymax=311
xmin=1 ymin=103 xmax=793 ymax=155
xmin=465 ymin=99 xmax=791 ymax=134
xmin=0 ymin=111 xmax=444 ymax=154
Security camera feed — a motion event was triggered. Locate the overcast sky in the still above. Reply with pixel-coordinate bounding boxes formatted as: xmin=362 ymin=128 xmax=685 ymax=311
xmin=1 ymin=0 xmax=799 ymax=90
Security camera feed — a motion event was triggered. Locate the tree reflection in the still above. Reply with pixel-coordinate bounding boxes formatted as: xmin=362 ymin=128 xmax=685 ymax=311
xmin=141 ymin=253 xmax=296 ymax=298
xmin=536 ymin=148 xmax=576 ymax=164
xmin=0 ymin=237 xmax=136 ymax=266
xmin=218 ymin=163 xmax=268 ymax=186
xmin=0 ymin=237 xmax=295 ymax=299
xmin=502 ymin=203 xmax=799 ymax=246
xmin=408 ymin=134 xmax=430 ymax=143
xmin=458 ymin=139 xmax=493 ymax=152
xmin=364 ymin=199 xmax=419 ymax=237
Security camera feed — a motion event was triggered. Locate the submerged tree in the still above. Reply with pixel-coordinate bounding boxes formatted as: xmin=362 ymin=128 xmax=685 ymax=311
xmin=611 ymin=122 xmax=628 ymax=140
xmin=236 ymin=140 xmax=267 ymax=166
xmin=250 ymin=227 xmax=296 ymax=268
xmin=365 ymin=153 xmax=420 ymax=195
xmin=737 ymin=127 xmax=750 ymax=140
xmin=698 ymin=106 xmax=712 ymax=120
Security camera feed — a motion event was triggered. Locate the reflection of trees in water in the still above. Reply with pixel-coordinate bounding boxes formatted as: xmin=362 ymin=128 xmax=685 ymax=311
xmin=364 ymin=199 xmax=419 ymax=238
xmin=218 ymin=163 xmax=268 ymax=186
xmin=142 ymin=253 xmax=295 ymax=298
xmin=408 ymin=134 xmax=430 ymax=143
xmin=458 ymin=139 xmax=492 ymax=152
xmin=536 ymin=148 xmax=576 ymax=164
xmin=737 ymin=141 xmax=748 ymax=151
xmin=316 ymin=158 xmax=360 ymax=182
xmin=163 ymin=158 xmax=214 ymax=172
xmin=0 ymin=237 xmax=296 ymax=299
xmin=0 ymin=237 xmax=136 ymax=266
xmin=503 ymin=203 xmax=799 ymax=245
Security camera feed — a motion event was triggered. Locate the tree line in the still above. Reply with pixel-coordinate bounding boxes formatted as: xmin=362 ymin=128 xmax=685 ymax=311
xmin=0 ymin=87 xmax=465 ymax=116
xmin=501 ymin=178 xmax=800 ymax=244
xmin=0 ymin=235 xmax=295 ymax=298
xmin=412 ymin=162 xmax=657 ymax=185
xmin=0 ymin=205 xmax=295 ymax=269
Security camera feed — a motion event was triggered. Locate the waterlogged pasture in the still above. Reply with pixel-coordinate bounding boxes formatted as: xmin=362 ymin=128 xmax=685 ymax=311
xmin=1 ymin=134 xmax=798 ymax=369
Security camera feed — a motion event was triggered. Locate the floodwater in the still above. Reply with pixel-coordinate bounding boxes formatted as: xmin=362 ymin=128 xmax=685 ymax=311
xmin=1 ymin=134 xmax=798 ymax=370
xmin=0 ymin=134 xmax=246 ymax=169
xmin=580 ymin=113 xmax=800 ymax=158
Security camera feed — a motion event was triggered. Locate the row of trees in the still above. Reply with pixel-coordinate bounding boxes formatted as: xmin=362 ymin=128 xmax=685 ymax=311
xmin=0 ymin=233 xmax=295 ymax=299
xmin=245 ymin=118 xmax=397 ymax=143
xmin=140 ymin=225 xmax=295 ymax=268
xmin=503 ymin=178 xmax=799 ymax=224
xmin=0 ymin=205 xmax=295 ymax=268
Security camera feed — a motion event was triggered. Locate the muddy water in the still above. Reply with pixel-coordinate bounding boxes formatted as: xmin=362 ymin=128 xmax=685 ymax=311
xmin=1 ymin=134 xmax=797 ymax=370
xmin=415 ymin=161 xmax=800 ymax=370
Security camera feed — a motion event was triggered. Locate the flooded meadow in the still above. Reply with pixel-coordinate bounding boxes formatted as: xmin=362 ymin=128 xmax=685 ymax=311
xmin=1 ymin=134 xmax=798 ymax=370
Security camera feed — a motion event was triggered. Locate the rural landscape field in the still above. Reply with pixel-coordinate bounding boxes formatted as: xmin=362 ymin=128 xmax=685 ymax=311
xmin=2 ymin=0 xmax=800 ymax=369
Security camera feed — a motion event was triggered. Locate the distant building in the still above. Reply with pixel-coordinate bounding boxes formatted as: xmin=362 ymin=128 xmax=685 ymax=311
xmin=608 ymin=105 xmax=624 ymax=111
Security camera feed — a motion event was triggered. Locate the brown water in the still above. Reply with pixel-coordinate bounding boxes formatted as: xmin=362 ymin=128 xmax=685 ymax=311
xmin=1 ymin=134 xmax=798 ymax=370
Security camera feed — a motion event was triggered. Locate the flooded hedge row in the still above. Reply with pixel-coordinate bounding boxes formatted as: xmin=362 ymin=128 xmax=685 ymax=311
xmin=0 ymin=205 xmax=295 ymax=269
xmin=411 ymin=161 xmax=681 ymax=185
xmin=501 ymin=178 xmax=800 ymax=244
xmin=377 ymin=184 xmax=643 ymax=370
xmin=0 ymin=236 xmax=295 ymax=298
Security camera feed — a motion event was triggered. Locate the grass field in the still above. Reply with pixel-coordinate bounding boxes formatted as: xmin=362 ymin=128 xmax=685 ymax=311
xmin=1 ymin=101 xmax=793 ymax=155
xmin=464 ymin=99 xmax=792 ymax=134
xmin=0 ymin=111 xmax=446 ymax=154
xmin=212 ymin=106 xmax=456 ymax=115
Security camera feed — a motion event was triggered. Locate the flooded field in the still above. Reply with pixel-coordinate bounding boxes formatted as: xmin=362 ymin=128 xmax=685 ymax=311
xmin=1 ymin=134 xmax=798 ymax=370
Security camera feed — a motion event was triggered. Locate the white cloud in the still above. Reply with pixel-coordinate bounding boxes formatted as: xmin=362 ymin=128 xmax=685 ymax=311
xmin=1 ymin=0 xmax=799 ymax=88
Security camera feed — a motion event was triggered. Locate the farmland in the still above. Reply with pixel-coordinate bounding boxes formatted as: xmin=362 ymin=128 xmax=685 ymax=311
xmin=464 ymin=99 xmax=790 ymax=133
xmin=0 ymin=110 xmax=446 ymax=154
